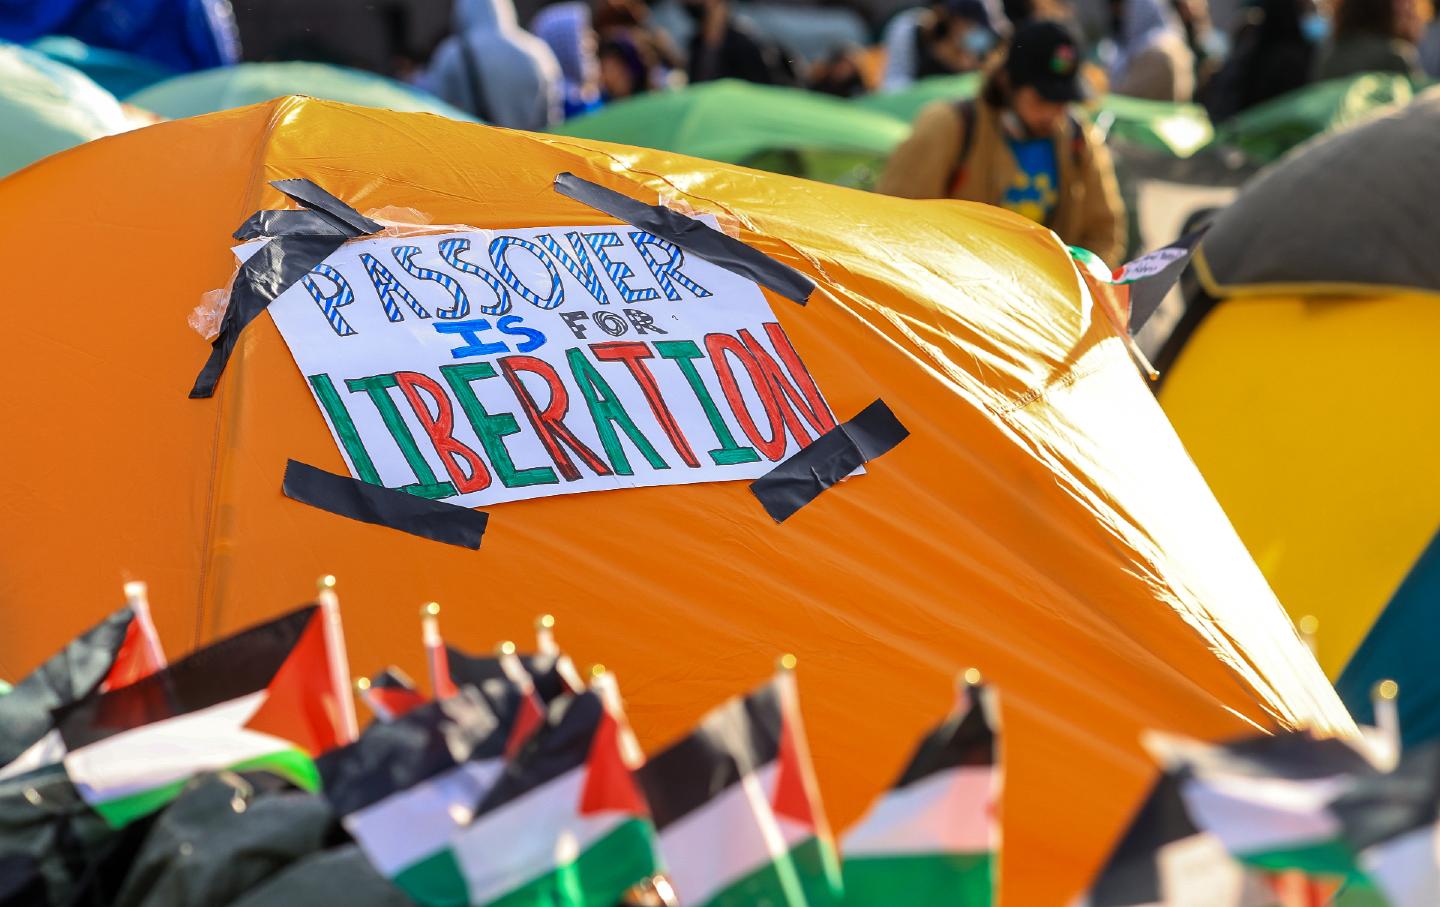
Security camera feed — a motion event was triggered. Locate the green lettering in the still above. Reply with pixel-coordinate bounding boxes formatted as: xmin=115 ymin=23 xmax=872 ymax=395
xmin=439 ymin=363 xmax=558 ymax=489
xmin=308 ymin=373 xmax=382 ymax=484
xmin=654 ymin=340 xmax=760 ymax=465
xmin=344 ymin=373 xmax=457 ymax=499
xmin=565 ymin=348 xmax=667 ymax=476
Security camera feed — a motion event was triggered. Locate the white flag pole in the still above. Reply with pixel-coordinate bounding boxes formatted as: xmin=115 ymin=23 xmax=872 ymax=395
xmin=317 ymin=575 xmax=359 ymax=743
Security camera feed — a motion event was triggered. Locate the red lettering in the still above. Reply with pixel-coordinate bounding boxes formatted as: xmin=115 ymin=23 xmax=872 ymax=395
xmin=705 ymin=332 xmax=786 ymax=461
xmin=394 ymin=371 xmax=491 ymax=494
xmin=590 ymin=341 xmax=700 ymax=468
xmin=760 ymin=322 xmax=837 ymax=434
xmin=498 ymin=355 xmax=612 ymax=481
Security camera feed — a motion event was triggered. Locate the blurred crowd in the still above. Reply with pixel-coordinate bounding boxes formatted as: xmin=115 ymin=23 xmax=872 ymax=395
xmin=4 ymin=0 xmax=1435 ymax=264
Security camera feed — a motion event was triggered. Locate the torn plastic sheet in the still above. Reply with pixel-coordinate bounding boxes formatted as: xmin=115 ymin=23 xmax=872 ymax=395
xmin=282 ymin=460 xmax=488 ymax=549
xmin=749 ymin=399 xmax=909 ymax=523
xmin=188 ymin=288 xmax=229 ymax=341
xmin=553 ymin=171 xmax=814 ymax=305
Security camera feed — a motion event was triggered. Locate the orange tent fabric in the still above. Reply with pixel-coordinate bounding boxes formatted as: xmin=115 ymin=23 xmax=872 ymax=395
xmin=0 ymin=97 xmax=1349 ymax=904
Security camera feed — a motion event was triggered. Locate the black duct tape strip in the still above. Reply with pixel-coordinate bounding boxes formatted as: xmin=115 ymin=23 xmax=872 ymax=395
xmin=749 ymin=399 xmax=909 ymax=523
xmin=190 ymin=234 xmax=349 ymax=398
xmin=271 ymin=178 xmax=383 ymax=236
xmin=553 ymin=172 xmax=814 ymax=305
xmin=233 ymin=208 xmax=350 ymax=241
xmin=283 ymin=460 xmax=489 ymax=549
xmin=195 ymin=179 xmax=380 ymax=398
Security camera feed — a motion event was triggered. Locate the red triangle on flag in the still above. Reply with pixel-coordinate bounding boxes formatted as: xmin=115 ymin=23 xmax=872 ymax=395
xmin=771 ymin=704 xmax=817 ymax=830
xmin=579 ymin=711 xmax=648 ymax=818
xmin=245 ymin=609 xmax=345 ymax=756
xmin=505 ymin=693 xmax=547 ymax=760
xmin=100 ymin=612 xmax=165 ymax=693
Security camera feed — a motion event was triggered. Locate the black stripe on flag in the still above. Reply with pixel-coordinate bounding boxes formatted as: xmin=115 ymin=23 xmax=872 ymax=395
xmin=54 ymin=606 xmax=319 ymax=751
xmin=1332 ymin=740 xmax=1440 ymax=853
xmin=474 ymin=691 xmax=606 ymax=816
xmin=1177 ymin=732 xmax=1374 ymax=782
xmin=0 ymin=607 xmax=134 ymax=766
xmin=638 ymin=680 xmax=783 ymax=831
xmin=319 ymin=688 xmax=503 ymax=817
xmin=893 ymin=685 xmax=994 ymax=790
xmin=1087 ymin=773 xmax=1200 ymax=906
xmin=449 ymin=645 xmax=574 ymax=705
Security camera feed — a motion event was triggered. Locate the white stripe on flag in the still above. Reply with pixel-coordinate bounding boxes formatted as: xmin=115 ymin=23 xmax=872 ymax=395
xmin=0 ymin=730 xmax=66 ymax=781
xmin=450 ymin=765 xmax=632 ymax=906
xmin=1361 ymin=824 xmax=1440 ymax=907
xmin=63 ymin=692 xmax=287 ymax=803
xmin=345 ymin=759 xmax=502 ymax=877
xmin=1157 ymin=832 xmax=1274 ymax=907
xmin=1179 ymin=774 xmax=1346 ymax=856
xmin=658 ymin=763 xmax=791 ymax=906
xmin=843 ymin=765 xmax=993 ymax=857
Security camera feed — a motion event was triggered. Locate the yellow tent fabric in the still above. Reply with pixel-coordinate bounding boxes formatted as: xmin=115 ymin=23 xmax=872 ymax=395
xmin=1160 ymin=290 xmax=1440 ymax=679
xmin=0 ymin=97 xmax=1349 ymax=904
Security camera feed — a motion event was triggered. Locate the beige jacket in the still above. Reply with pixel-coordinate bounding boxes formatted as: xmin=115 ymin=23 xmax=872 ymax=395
xmin=876 ymin=98 xmax=1127 ymax=265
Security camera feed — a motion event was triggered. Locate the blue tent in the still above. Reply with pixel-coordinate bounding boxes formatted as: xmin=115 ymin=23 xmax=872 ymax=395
xmin=0 ymin=0 xmax=237 ymax=73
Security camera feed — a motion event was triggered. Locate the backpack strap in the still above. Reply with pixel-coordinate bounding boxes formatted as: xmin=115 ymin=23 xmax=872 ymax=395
xmin=946 ymin=99 xmax=979 ymax=196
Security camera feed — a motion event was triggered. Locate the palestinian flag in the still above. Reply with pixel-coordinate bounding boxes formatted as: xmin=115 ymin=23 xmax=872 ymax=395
xmin=1163 ymin=731 xmax=1375 ymax=883
xmin=1076 ymin=772 xmax=1279 ymax=907
xmin=0 ymin=602 xmax=166 ymax=781
xmin=320 ymin=688 xmax=509 ymax=905
xmin=444 ymin=642 xmax=562 ymax=758
xmin=54 ymin=605 xmax=346 ymax=828
xmin=358 ymin=667 xmax=426 ymax=722
xmin=1329 ymin=739 xmax=1440 ymax=906
xmin=639 ymin=670 xmax=842 ymax=907
xmin=353 ymin=689 xmax=658 ymax=906
xmin=841 ymin=682 xmax=999 ymax=905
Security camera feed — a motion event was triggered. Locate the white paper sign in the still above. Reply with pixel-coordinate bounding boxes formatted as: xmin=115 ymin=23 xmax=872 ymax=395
xmin=262 ymin=224 xmax=840 ymax=508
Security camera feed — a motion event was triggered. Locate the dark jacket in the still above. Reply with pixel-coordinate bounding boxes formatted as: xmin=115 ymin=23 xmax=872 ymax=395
xmin=687 ymin=20 xmax=796 ymax=85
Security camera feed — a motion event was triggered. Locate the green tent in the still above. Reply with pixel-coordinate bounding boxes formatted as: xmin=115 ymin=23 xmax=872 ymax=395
xmin=28 ymin=36 xmax=174 ymax=99
xmin=857 ymin=74 xmax=1212 ymax=158
xmin=853 ymin=73 xmax=983 ymax=122
xmin=1209 ymin=73 xmax=1425 ymax=164
xmin=551 ymin=79 xmax=909 ymax=188
xmin=127 ymin=62 xmax=478 ymax=122
xmin=0 ymin=42 xmax=133 ymax=179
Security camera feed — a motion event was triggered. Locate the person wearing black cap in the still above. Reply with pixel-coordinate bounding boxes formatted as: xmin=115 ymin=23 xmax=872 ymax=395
xmin=877 ymin=19 xmax=1126 ymax=265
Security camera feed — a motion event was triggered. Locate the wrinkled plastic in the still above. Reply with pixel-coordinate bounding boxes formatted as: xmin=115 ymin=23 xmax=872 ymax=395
xmin=0 ymin=97 xmax=1351 ymax=905
xmin=188 ymin=288 xmax=229 ymax=340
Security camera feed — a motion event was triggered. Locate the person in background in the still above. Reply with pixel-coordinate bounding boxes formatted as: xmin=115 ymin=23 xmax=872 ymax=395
xmin=1201 ymin=0 xmax=1317 ymax=121
xmin=422 ymin=0 xmax=563 ymax=128
xmin=681 ymin=0 xmax=799 ymax=85
xmin=1107 ymin=0 xmax=1196 ymax=100
xmin=532 ymin=1 xmax=604 ymax=117
xmin=808 ymin=44 xmax=873 ymax=95
xmin=1315 ymin=0 xmax=1424 ymax=78
xmin=1419 ymin=1 xmax=1440 ymax=75
xmin=598 ymin=33 xmax=662 ymax=98
xmin=876 ymin=20 xmax=1126 ymax=264
xmin=881 ymin=0 xmax=1007 ymax=89
xmin=594 ymin=0 xmax=686 ymax=83
xmin=1172 ymin=0 xmax=1225 ymax=89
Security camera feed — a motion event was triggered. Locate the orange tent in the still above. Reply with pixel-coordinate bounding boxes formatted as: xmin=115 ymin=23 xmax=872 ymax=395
xmin=0 ymin=97 xmax=1348 ymax=904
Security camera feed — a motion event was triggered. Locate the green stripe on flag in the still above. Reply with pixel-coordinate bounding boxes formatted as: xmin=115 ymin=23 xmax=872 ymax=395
xmin=841 ymin=852 xmax=991 ymax=905
xmin=485 ymin=818 xmax=658 ymax=907
xmin=92 ymin=747 xmax=318 ymax=829
xmin=699 ymin=841 xmax=807 ymax=907
xmin=394 ymin=848 xmax=470 ymax=907
xmin=1240 ymin=838 xmax=1362 ymax=881
xmin=791 ymin=835 xmax=843 ymax=906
